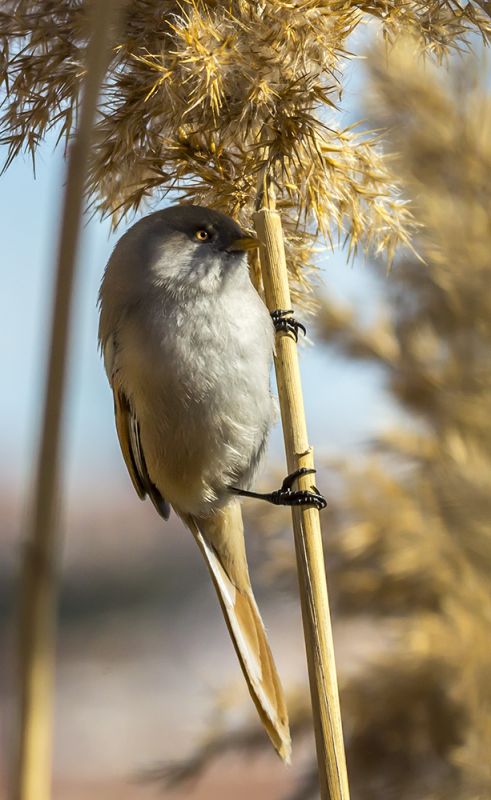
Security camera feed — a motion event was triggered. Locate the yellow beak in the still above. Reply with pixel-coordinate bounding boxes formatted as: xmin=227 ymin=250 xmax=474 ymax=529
xmin=228 ymin=235 xmax=260 ymax=252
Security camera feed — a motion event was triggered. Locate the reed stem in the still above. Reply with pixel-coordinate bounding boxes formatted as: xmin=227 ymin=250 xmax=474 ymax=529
xmin=13 ymin=4 xmax=124 ymax=799
xmin=254 ymin=192 xmax=350 ymax=800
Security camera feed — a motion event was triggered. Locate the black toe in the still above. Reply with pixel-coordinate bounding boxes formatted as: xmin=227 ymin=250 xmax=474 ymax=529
xmin=281 ymin=467 xmax=316 ymax=491
xmin=270 ymin=309 xmax=307 ymax=342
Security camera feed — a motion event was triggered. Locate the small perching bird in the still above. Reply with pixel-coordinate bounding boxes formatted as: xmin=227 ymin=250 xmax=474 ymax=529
xmin=98 ymin=204 xmax=326 ymax=761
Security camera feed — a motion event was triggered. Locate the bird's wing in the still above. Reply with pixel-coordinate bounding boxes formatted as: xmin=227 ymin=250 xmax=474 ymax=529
xmin=182 ymin=503 xmax=291 ymax=762
xmin=105 ymin=338 xmax=171 ymax=520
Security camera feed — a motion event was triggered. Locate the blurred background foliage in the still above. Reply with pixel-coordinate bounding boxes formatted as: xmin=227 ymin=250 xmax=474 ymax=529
xmin=1 ymin=1 xmax=491 ymax=799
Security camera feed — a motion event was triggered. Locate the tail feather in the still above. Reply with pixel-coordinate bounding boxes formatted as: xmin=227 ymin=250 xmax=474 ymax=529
xmin=182 ymin=505 xmax=291 ymax=762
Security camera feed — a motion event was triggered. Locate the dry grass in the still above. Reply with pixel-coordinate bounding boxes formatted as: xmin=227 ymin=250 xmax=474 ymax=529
xmin=311 ymin=47 xmax=491 ymax=800
xmin=4 ymin=0 xmax=489 ymax=302
xmin=10 ymin=4 xmax=127 ymax=800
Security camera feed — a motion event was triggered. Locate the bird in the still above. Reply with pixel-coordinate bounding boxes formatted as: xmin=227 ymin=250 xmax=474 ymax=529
xmin=98 ymin=204 xmax=325 ymax=762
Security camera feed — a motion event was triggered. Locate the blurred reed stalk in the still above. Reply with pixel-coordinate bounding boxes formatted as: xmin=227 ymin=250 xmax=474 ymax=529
xmin=13 ymin=3 xmax=125 ymax=799
xmin=254 ymin=187 xmax=350 ymax=800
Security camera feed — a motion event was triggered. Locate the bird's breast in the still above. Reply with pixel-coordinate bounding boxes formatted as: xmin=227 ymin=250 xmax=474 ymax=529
xmin=117 ymin=279 xmax=275 ymax=513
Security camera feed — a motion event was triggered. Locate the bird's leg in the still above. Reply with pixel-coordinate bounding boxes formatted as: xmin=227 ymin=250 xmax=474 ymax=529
xmin=230 ymin=468 xmax=327 ymax=510
xmin=270 ymin=309 xmax=306 ymax=342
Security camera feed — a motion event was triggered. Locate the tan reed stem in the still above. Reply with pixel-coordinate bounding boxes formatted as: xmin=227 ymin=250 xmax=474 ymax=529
xmin=13 ymin=4 xmax=125 ymax=799
xmin=254 ymin=191 xmax=350 ymax=800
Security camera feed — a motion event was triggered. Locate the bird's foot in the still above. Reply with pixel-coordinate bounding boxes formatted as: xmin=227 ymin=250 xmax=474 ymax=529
xmin=230 ymin=468 xmax=326 ymax=510
xmin=270 ymin=309 xmax=306 ymax=342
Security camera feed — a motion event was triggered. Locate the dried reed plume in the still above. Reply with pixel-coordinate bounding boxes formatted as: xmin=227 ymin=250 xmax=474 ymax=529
xmin=5 ymin=0 xmax=488 ymax=299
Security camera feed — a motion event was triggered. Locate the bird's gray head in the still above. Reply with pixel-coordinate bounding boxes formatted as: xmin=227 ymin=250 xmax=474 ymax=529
xmin=109 ymin=205 xmax=259 ymax=297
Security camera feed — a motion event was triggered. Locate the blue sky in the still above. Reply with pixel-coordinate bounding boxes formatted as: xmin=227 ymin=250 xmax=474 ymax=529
xmin=0 ymin=134 xmax=396 ymax=498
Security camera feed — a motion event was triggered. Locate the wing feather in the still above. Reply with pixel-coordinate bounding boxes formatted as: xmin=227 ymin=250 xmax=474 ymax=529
xmin=107 ymin=339 xmax=170 ymax=520
xmin=113 ymin=387 xmax=146 ymax=499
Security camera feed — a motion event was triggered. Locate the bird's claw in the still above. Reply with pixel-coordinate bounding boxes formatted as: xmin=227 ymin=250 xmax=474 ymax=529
xmin=270 ymin=467 xmax=327 ymax=510
xmin=229 ymin=467 xmax=327 ymax=510
xmin=270 ymin=309 xmax=306 ymax=342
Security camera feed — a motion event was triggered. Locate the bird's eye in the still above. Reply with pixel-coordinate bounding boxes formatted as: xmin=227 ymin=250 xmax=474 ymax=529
xmin=194 ymin=229 xmax=210 ymax=242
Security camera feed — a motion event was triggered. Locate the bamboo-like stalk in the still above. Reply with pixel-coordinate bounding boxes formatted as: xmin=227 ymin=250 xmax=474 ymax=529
xmin=13 ymin=4 xmax=125 ymax=800
xmin=254 ymin=192 xmax=350 ymax=800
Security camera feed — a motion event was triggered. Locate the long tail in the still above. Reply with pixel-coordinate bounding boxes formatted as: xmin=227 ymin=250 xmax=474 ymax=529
xmin=181 ymin=502 xmax=291 ymax=762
